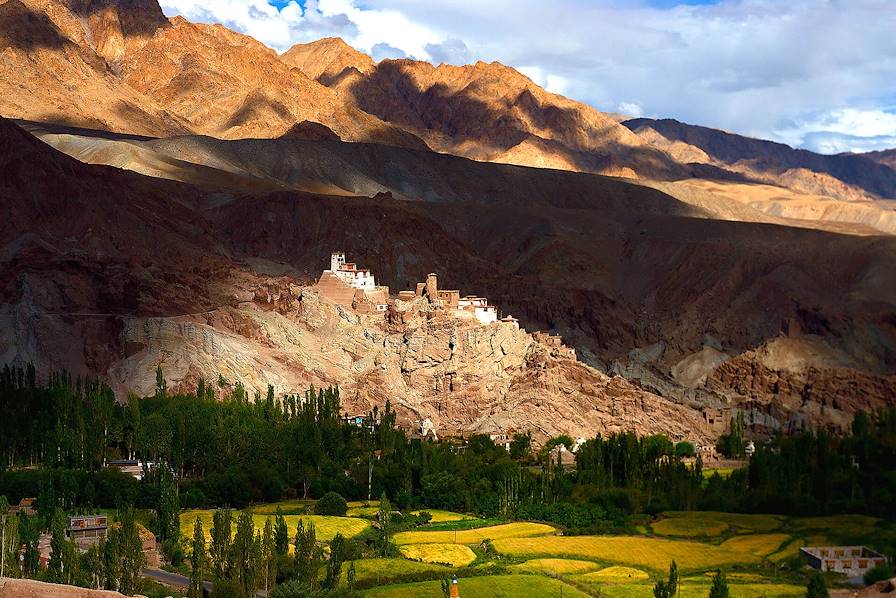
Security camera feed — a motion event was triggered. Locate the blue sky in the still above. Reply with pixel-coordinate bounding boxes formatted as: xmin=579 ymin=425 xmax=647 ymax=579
xmin=160 ymin=0 xmax=896 ymax=153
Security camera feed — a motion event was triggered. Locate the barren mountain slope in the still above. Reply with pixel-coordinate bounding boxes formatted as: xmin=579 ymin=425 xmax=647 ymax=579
xmin=0 ymin=116 xmax=723 ymax=442
xmin=0 ymin=0 xmax=426 ymax=148
xmin=282 ymin=41 xmax=691 ymax=179
xmin=0 ymin=0 xmax=191 ymax=135
xmin=18 ymin=121 xmax=890 ymax=435
xmin=625 ymin=117 xmax=896 ymax=201
xmin=27 ymin=121 xmax=896 ymax=237
xmin=280 ymin=36 xmax=375 ymax=85
xmin=862 ymin=149 xmax=896 ymax=170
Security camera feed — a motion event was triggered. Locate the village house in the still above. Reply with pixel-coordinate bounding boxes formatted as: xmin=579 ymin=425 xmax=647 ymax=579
xmin=7 ymin=497 xmax=36 ymax=517
xmin=801 ymin=546 xmax=888 ymax=579
xmin=67 ymin=514 xmax=108 ymax=550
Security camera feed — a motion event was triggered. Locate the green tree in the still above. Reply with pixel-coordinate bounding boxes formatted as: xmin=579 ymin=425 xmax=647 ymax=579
xmin=157 ymin=466 xmax=180 ymax=543
xmin=189 ymin=517 xmax=207 ymax=598
xmin=261 ymin=516 xmax=277 ymax=595
xmin=347 ymin=561 xmax=356 ymax=591
xmin=116 ymin=508 xmax=146 ymax=596
xmin=274 ymin=507 xmax=289 ymax=556
xmin=376 ymin=492 xmax=393 ymax=556
xmin=0 ymin=495 xmax=10 ymax=579
xmin=230 ymin=510 xmax=257 ymax=596
xmin=155 ymin=364 xmax=167 ymax=400
xmin=806 ymin=572 xmax=829 ymax=598
xmin=653 ymin=560 xmax=679 ymax=598
xmin=509 ymin=432 xmax=532 ymax=460
xmin=210 ymin=508 xmax=233 ymax=580
xmin=709 ymin=570 xmax=729 ymax=598
xmin=294 ymin=519 xmax=321 ymax=588
xmin=47 ymin=508 xmax=68 ymax=583
xmin=324 ymin=532 xmax=345 ymax=589
xmin=315 ymin=492 xmax=347 ymax=516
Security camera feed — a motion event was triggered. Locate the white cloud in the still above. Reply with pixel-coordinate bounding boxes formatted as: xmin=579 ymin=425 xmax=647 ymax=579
xmin=618 ymin=102 xmax=644 ymax=118
xmin=776 ymin=108 xmax=896 ymax=154
xmin=159 ymin=0 xmax=896 ymax=154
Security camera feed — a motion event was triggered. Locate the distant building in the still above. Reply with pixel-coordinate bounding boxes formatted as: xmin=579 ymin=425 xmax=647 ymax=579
xmin=745 ymin=441 xmax=756 ymax=457
xmin=419 ymin=418 xmax=438 ymax=440
xmin=8 ymin=497 xmax=36 ymax=517
xmin=801 ymin=546 xmax=888 ymax=579
xmin=329 ymin=252 xmax=376 ymax=290
xmin=67 ymin=515 xmax=108 ymax=550
xmin=489 ymin=432 xmax=512 ymax=452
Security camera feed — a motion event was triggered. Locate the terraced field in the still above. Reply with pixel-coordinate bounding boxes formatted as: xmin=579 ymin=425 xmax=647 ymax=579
xmin=651 ymin=517 xmax=729 ymax=537
xmin=513 ymin=558 xmax=603 ymax=575
xmin=364 ymin=574 xmax=591 ymax=598
xmin=656 ymin=511 xmax=784 ymax=534
xmin=399 ymin=543 xmax=477 ymax=567
xmin=492 ymin=534 xmax=765 ymax=572
xmin=343 ymin=557 xmax=451 ymax=585
xmin=393 ymin=522 xmax=555 ymax=545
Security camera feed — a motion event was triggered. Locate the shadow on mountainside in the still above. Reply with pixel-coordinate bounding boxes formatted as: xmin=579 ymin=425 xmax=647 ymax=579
xmin=0 ymin=1 xmax=69 ymax=50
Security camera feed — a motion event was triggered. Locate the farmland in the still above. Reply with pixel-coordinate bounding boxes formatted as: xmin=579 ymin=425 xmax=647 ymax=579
xmin=399 ymin=543 xmax=477 ymax=567
xmin=179 ymin=510 xmax=370 ymax=544
xmin=393 ymin=522 xmax=555 ymax=545
xmin=176 ymin=502 xmax=893 ymax=597
xmin=363 ymin=574 xmax=592 ymax=598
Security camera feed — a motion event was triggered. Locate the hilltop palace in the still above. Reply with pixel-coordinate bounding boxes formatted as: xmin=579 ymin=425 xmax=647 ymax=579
xmin=317 ymin=251 xmax=518 ymax=327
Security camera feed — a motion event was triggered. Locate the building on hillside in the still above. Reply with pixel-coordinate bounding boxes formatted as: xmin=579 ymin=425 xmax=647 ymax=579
xmin=317 ymin=253 xmax=390 ymax=311
xmin=801 ymin=546 xmax=888 ymax=579
xmin=489 ymin=432 xmax=512 ymax=452
xmin=329 ymin=252 xmax=376 ymax=290
xmin=419 ymin=418 xmax=438 ymax=440
xmin=107 ymin=459 xmax=146 ymax=480
xmin=745 ymin=440 xmax=756 ymax=457
xmin=532 ymin=331 xmax=576 ymax=359
xmin=8 ymin=497 xmax=36 ymax=517
xmin=67 ymin=515 xmax=108 ymax=550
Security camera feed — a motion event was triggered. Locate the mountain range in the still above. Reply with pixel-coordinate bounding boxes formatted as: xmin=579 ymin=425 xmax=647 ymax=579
xmin=1 ymin=0 xmax=894 ymax=440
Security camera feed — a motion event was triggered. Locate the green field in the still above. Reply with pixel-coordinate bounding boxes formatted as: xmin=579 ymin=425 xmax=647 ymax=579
xmin=399 ymin=543 xmax=477 ymax=567
xmin=658 ymin=511 xmax=784 ymax=533
xmin=651 ymin=517 xmax=729 ymax=537
xmin=393 ymin=522 xmax=555 ymax=545
xmin=343 ymin=558 xmax=452 ymax=586
xmin=363 ymin=574 xmax=591 ymax=598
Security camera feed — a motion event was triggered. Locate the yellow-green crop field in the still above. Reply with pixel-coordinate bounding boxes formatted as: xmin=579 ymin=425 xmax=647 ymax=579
xmin=659 ymin=511 xmax=784 ymax=533
xmin=791 ymin=514 xmax=880 ymax=537
xmin=393 ymin=522 xmax=555 ymax=545
xmin=512 ymin=558 xmax=603 ymax=575
xmin=399 ymin=543 xmax=477 ymax=567
xmin=363 ymin=574 xmax=591 ymax=598
xmin=651 ymin=517 xmax=729 ymax=537
xmin=491 ymin=534 xmax=764 ymax=572
xmin=180 ymin=510 xmax=370 ymax=546
xmin=343 ymin=558 xmax=451 ymax=585
xmin=717 ymin=533 xmax=791 ymax=557
xmin=588 ymin=580 xmax=804 ymax=598
xmin=411 ymin=509 xmax=471 ymax=522
xmin=247 ymin=499 xmax=314 ymax=515
xmin=579 ymin=566 xmax=650 ymax=582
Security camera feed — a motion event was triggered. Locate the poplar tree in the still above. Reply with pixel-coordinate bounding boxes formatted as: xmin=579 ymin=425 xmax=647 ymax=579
xmin=294 ymin=519 xmax=320 ymax=588
xmin=230 ymin=511 xmax=256 ymax=596
xmin=709 ymin=570 xmax=730 ymax=598
xmin=324 ymin=532 xmax=345 ymax=589
xmin=188 ymin=518 xmax=206 ymax=598
xmin=274 ymin=508 xmax=289 ymax=556
xmin=210 ymin=508 xmax=233 ymax=579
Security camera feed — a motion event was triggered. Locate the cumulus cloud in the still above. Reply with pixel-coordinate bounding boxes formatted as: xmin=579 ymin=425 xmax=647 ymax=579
xmin=159 ymin=0 xmax=896 ymax=154
xmin=370 ymin=42 xmax=406 ymax=61
xmin=425 ymin=38 xmax=471 ymax=65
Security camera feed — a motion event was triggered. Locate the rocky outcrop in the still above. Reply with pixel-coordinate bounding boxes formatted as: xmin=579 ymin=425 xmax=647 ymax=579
xmin=0 ymin=578 xmax=131 ymax=598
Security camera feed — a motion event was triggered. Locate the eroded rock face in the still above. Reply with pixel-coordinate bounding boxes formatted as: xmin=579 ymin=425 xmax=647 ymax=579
xmin=0 ymin=578 xmax=130 ymax=598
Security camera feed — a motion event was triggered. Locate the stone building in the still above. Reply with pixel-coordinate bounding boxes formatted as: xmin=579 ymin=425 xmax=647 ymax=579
xmin=66 ymin=515 xmax=108 ymax=550
xmin=801 ymin=546 xmax=888 ymax=579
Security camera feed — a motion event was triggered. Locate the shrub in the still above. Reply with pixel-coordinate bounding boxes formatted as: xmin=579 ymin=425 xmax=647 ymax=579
xmin=315 ymin=492 xmax=348 ymax=516
xmin=161 ymin=538 xmax=184 ymax=566
xmin=865 ymin=564 xmax=895 ymax=585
